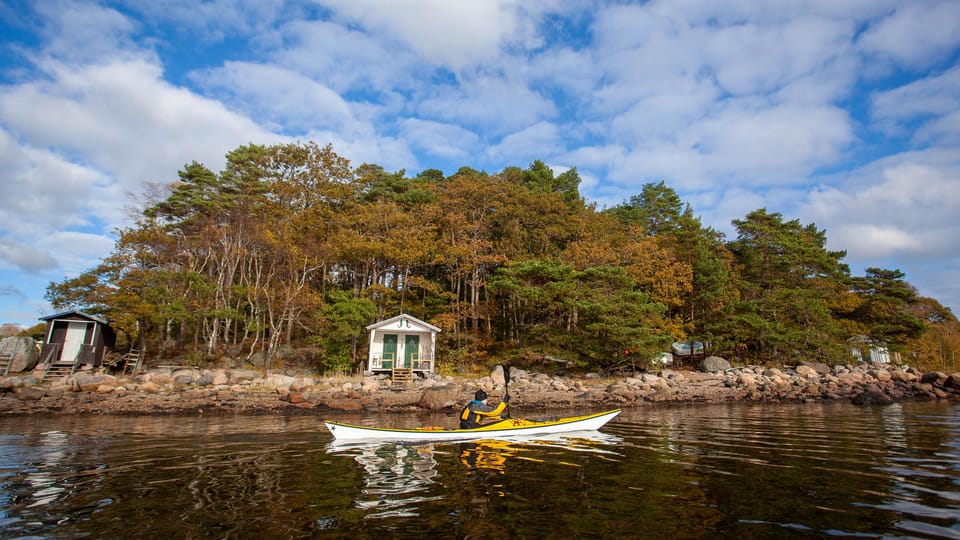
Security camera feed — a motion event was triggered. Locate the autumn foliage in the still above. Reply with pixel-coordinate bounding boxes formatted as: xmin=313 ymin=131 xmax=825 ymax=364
xmin=45 ymin=143 xmax=959 ymax=372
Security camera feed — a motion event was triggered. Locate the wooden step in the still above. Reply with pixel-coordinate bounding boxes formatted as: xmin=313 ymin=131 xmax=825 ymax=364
xmin=42 ymin=363 xmax=76 ymax=381
xmin=391 ymin=367 xmax=414 ymax=386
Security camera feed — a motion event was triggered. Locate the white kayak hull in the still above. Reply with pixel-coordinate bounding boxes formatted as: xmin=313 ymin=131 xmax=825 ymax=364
xmin=325 ymin=409 xmax=621 ymax=442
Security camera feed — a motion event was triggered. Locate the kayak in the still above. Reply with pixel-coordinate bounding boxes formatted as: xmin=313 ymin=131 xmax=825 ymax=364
xmin=324 ymin=409 xmax=620 ymax=442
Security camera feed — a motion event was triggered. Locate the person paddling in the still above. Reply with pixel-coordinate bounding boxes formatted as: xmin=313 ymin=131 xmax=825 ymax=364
xmin=459 ymin=390 xmax=509 ymax=429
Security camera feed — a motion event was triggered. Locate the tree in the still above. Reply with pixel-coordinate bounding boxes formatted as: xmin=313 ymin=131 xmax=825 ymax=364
xmin=904 ymin=297 xmax=959 ymax=371
xmin=489 ymin=260 xmax=669 ymax=368
xmin=317 ymin=290 xmax=377 ymax=373
xmin=727 ymin=208 xmax=850 ymax=363
xmin=849 ymin=268 xmax=925 ymax=349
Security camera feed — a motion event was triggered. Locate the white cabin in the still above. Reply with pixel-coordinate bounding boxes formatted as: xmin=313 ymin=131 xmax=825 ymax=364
xmin=366 ymin=313 xmax=441 ymax=374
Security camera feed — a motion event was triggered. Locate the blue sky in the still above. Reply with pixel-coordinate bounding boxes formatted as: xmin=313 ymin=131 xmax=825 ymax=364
xmin=1 ymin=0 xmax=959 ymax=329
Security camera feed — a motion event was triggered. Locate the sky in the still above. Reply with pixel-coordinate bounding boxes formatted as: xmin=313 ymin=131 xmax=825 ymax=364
xmin=1 ymin=0 xmax=959 ymax=329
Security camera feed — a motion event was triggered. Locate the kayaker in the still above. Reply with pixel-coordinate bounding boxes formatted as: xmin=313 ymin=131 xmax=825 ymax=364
xmin=459 ymin=390 xmax=509 ymax=429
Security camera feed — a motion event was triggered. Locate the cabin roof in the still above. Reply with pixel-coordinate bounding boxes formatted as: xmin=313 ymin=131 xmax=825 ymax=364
xmin=366 ymin=313 xmax=441 ymax=333
xmin=39 ymin=310 xmax=109 ymax=325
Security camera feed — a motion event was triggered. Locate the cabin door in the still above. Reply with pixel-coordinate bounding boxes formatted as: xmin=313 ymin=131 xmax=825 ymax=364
xmin=404 ymin=335 xmax=420 ymax=368
xmin=62 ymin=322 xmax=87 ymax=363
xmin=382 ymin=334 xmax=397 ymax=369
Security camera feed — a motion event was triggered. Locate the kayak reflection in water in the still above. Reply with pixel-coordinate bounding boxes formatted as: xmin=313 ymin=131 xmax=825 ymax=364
xmin=459 ymin=440 xmax=513 ymax=473
xmin=459 ymin=390 xmax=509 ymax=429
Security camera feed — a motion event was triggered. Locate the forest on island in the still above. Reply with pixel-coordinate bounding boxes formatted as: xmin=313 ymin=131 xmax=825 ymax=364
xmin=43 ymin=142 xmax=960 ymax=374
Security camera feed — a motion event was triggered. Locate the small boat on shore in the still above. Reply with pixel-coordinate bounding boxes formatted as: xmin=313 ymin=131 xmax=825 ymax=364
xmin=325 ymin=409 xmax=621 ymax=442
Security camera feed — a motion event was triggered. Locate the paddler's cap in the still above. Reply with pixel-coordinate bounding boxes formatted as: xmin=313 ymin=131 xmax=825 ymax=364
xmin=475 ymin=390 xmax=488 ymax=401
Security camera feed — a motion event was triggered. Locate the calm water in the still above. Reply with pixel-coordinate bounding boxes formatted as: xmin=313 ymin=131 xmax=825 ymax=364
xmin=1 ymin=401 xmax=958 ymax=539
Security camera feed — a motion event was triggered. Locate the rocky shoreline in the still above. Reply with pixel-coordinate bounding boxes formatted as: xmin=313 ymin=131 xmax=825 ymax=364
xmin=1 ymin=362 xmax=959 ymax=416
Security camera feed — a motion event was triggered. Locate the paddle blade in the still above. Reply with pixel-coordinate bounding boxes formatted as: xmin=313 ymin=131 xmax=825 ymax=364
xmin=501 ymin=364 xmax=510 ymax=386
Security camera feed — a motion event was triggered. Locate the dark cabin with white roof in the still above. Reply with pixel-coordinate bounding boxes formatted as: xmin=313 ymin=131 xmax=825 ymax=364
xmin=38 ymin=310 xmax=116 ymax=371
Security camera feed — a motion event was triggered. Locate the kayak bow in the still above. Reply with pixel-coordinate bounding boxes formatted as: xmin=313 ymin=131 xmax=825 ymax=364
xmin=325 ymin=409 xmax=620 ymax=441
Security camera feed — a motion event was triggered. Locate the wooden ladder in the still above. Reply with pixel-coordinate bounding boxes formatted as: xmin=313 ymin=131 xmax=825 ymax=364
xmin=391 ymin=367 xmax=414 ymax=386
xmin=0 ymin=352 xmax=13 ymax=376
xmin=120 ymin=347 xmax=144 ymax=375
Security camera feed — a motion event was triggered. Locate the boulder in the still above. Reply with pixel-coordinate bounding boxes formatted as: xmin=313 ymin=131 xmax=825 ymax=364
xmin=490 ymin=365 xmax=507 ymax=386
xmin=284 ymin=391 xmax=306 ymax=404
xmin=17 ymin=387 xmax=44 ymax=401
xmin=172 ymin=374 xmax=194 ymax=386
xmin=139 ymin=382 xmax=162 ymax=394
xmin=266 ymin=374 xmax=295 ymax=389
xmin=361 ymin=378 xmax=381 ymax=394
xmin=377 ymin=390 xmax=420 ymax=408
xmin=889 ymin=370 xmax=916 ymax=383
xmin=606 ymin=382 xmax=637 ymax=401
xmin=323 ymin=397 xmax=363 ymax=411
xmin=851 ymin=388 xmax=893 ymax=405
xmin=230 ymin=369 xmax=259 ymax=383
xmin=798 ymin=360 xmax=831 ymax=375
xmin=701 ymin=356 xmax=731 ymax=373
xmin=867 ymin=369 xmax=891 ymax=382
xmin=795 ymin=365 xmax=819 ymax=378
xmin=920 ymin=371 xmax=947 ymax=385
xmin=73 ymin=374 xmax=105 ymax=392
xmin=836 ymin=372 xmax=864 ymax=386
xmin=0 ymin=336 xmax=40 ymax=373
xmin=418 ymin=384 xmax=460 ymax=410
xmin=944 ymin=373 xmax=960 ymax=391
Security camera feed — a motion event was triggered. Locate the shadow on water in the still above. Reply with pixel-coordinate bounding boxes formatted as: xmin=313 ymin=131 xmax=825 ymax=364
xmin=0 ymin=402 xmax=958 ymax=538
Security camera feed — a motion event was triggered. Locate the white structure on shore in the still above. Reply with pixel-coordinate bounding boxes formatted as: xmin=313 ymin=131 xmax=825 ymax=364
xmin=365 ymin=313 xmax=440 ymax=374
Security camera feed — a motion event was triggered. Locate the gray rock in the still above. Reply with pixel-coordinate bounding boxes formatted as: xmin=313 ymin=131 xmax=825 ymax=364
xmin=0 ymin=336 xmax=40 ymax=373
xmin=701 ymin=356 xmax=731 ymax=373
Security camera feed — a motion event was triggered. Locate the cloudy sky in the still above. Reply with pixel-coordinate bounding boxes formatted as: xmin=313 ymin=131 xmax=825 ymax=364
xmin=1 ymin=0 xmax=959 ymax=328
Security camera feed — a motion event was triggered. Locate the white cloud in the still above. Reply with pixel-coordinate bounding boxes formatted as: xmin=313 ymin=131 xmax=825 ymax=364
xmin=0 ymin=59 xmax=278 ymax=218
xmin=120 ymin=0 xmax=287 ymax=42
xmin=399 ymin=119 xmax=480 ymax=161
xmin=695 ymin=102 xmax=854 ymax=180
xmin=44 ymin=231 xmax=118 ymax=276
xmin=418 ymin=74 xmax=557 ymax=134
xmin=857 ymin=1 xmax=960 ymax=69
xmin=193 ymin=61 xmax=360 ymax=134
xmin=33 ymin=0 xmax=142 ymax=63
xmin=0 ymin=128 xmax=111 ymax=237
xmin=267 ymin=19 xmax=417 ymax=96
xmin=314 ymin=0 xmax=545 ymax=70
xmin=871 ymin=65 xmax=960 ymax=143
xmin=486 ymin=122 xmax=561 ymax=164
xmin=802 ymin=153 xmax=960 ymax=262
xmin=703 ymin=16 xmax=855 ymax=96
xmin=0 ymin=238 xmax=58 ymax=273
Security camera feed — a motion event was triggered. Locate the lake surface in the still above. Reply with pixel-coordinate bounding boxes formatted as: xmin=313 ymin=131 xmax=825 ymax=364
xmin=1 ymin=401 xmax=958 ymax=539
